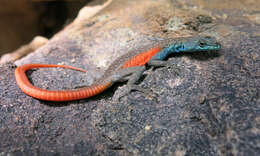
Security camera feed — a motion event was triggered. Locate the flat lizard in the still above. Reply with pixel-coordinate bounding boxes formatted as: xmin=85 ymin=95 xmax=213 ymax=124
xmin=15 ymin=36 xmax=221 ymax=101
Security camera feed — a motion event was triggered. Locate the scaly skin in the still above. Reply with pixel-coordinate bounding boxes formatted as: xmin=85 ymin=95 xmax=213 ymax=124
xmin=15 ymin=36 xmax=221 ymax=101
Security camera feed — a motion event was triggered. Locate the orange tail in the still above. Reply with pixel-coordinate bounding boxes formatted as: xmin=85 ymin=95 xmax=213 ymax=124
xmin=15 ymin=64 xmax=111 ymax=101
xmin=16 ymin=64 xmax=87 ymax=72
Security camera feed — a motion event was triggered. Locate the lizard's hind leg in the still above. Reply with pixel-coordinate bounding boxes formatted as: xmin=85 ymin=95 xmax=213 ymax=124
xmin=112 ymin=66 xmax=152 ymax=100
xmin=111 ymin=66 xmax=146 ymax=83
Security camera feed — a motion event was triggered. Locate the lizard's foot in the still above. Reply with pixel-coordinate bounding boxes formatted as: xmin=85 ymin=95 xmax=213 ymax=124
xmin=127 ymin=85 xmax=151 ymax=94
xmin=114 ymin=85 xmax=156 ymax=102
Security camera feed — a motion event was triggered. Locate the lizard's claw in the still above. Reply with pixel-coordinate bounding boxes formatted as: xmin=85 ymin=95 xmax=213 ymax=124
xmin=128 ymin=85 xmax=151 ymax=94
xmin=114 ymin=85 xmax=156 ymax=102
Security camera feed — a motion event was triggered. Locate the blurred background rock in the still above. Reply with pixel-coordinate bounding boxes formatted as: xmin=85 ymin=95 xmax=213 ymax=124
xmin=0 ymin=0 xmax=92 ymax=56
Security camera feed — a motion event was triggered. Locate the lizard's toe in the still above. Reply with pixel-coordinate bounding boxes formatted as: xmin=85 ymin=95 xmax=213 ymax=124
xmin=113 ymin=85 xmax=157 ymax=102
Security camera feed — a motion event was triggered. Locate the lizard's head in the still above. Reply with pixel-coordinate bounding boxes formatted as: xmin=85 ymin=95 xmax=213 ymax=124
xmin=181 ymin=36 xmax=221 ymax=52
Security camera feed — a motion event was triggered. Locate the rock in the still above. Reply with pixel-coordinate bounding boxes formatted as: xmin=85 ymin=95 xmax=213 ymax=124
xmin=0 ymin=0 xmax=259 ymax=155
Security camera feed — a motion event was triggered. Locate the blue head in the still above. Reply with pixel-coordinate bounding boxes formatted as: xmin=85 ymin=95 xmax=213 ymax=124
xmin=168 ymin=36 xmax=221 ymax=53
xmin=152 ymin=36 xmax=221 ymax=60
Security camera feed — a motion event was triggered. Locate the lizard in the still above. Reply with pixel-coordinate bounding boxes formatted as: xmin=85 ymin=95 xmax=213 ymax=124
xmin=15 ymin=36 xmax=221 ymax=101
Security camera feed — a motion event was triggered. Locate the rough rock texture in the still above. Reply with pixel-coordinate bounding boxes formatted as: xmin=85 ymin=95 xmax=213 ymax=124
xmin=0 ymin=0 xmax=260 ymax=155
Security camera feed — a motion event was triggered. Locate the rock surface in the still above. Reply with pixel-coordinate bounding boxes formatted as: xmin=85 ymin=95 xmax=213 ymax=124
xmin=0 ymin=0 xmax=260 ymax=155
